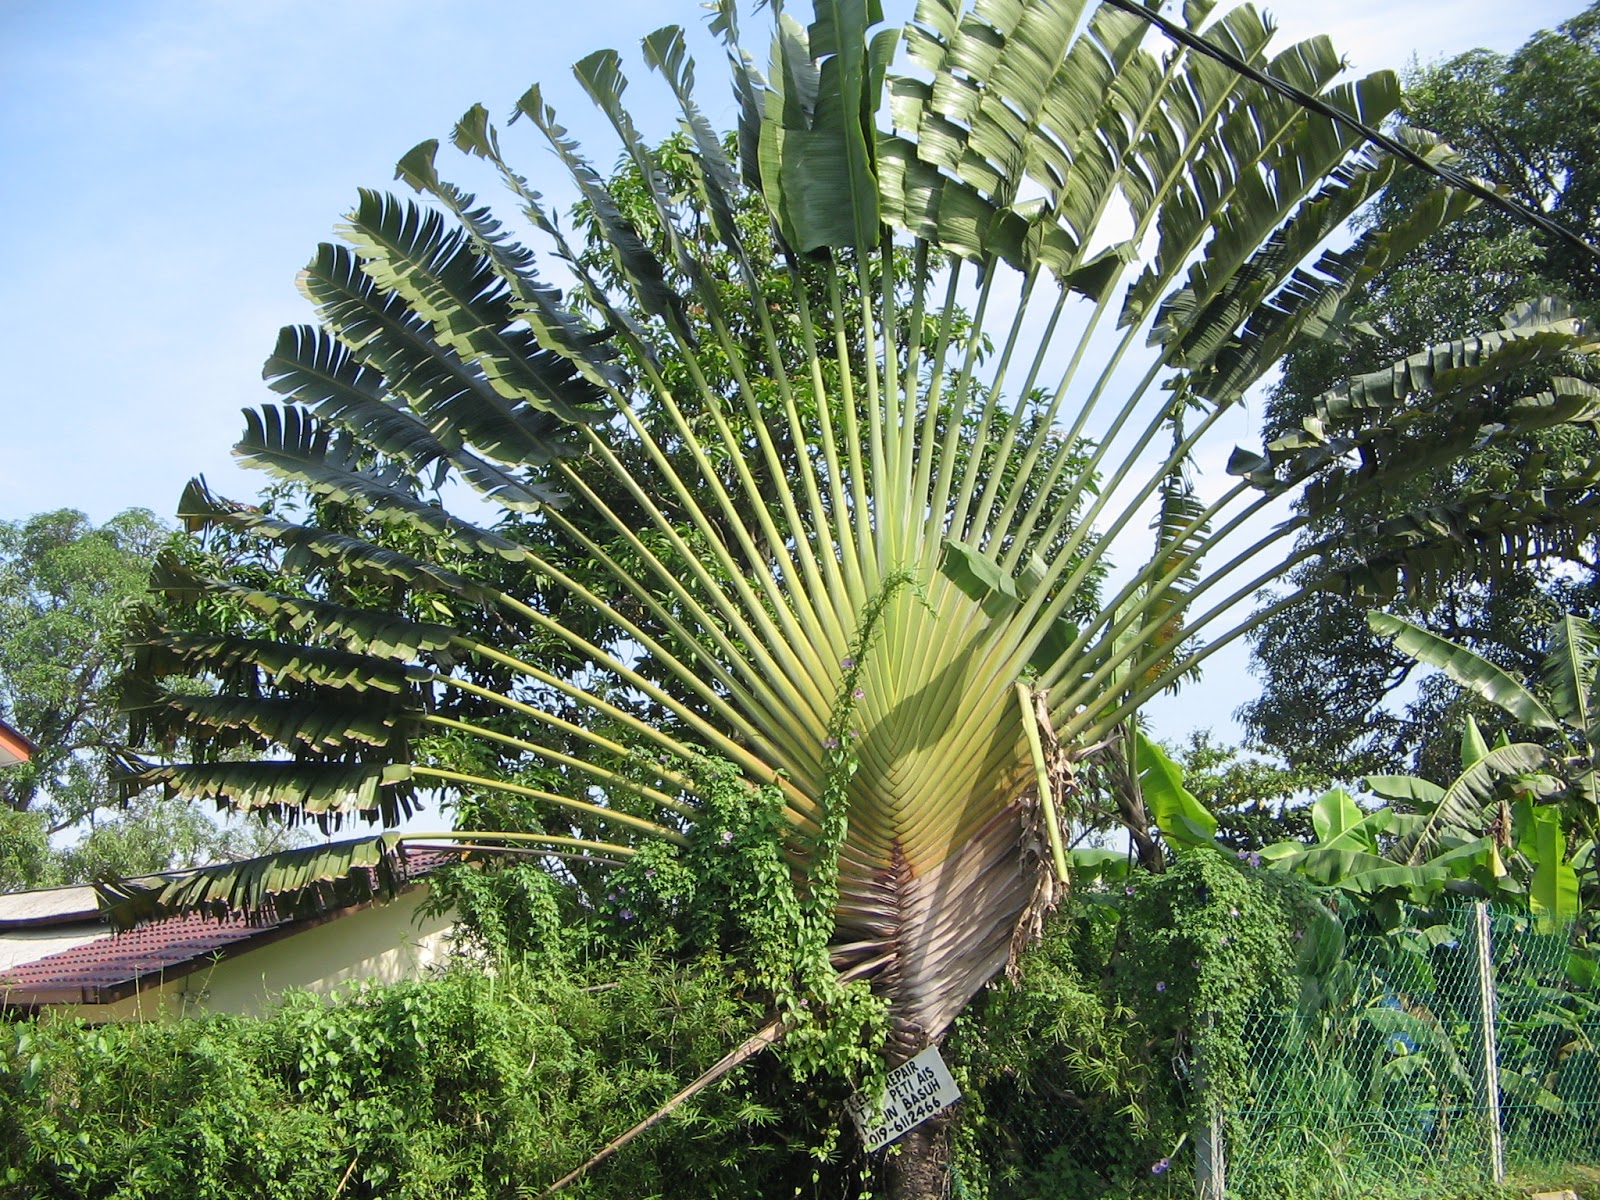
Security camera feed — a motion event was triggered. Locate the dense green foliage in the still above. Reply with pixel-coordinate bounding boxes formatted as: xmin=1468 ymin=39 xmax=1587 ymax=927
xmin=0 ymin=509 xmax=297 ymax=890
xmin=0 ymin=957 xmax=806 ymax=1200
xmin=432 ymin=738 xmax=893 ymax=1096
xmin=1222 ymin=897 xmax=1600 ymax=1200
xmin=951 ymin=854 xmax=1317 ymax=1199
xmin=8 ymin=812 xmax=1598 ymax=1200
xmin=0 ymin=510 xmax=169 ymax=820
xmin=1244 ymin=5 xmax=1600 ymax=779
xmin=0 ymin=854 xmax=1323 ymax=1200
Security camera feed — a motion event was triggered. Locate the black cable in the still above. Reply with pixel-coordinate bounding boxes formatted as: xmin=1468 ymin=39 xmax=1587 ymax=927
xmin=1100 ymin=0 xmax=1600 ymax=267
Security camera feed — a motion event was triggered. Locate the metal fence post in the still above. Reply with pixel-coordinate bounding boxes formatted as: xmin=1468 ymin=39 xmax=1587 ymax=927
xmin=1473 ymin=901 xmax=1506 ymax=1184
xmin=1194 ymin=1097 xmax=1225 ymax=1200
xmin=1194 ymin=1013 xmax=1225 ymax=1200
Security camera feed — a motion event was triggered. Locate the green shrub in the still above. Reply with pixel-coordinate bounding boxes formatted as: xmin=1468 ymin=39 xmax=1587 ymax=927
xmin=0 ymin=953 xmax=840 ymax=1200
xmin=947 ymin=853 xmax=1319 ymax=1200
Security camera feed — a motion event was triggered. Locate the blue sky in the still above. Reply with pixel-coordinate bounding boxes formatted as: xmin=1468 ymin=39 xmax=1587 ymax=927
xmin=0 ymin=0 xmax=1583 ymax=746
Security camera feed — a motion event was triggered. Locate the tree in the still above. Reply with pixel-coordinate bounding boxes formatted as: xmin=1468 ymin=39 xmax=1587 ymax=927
xmin=1244 ymin=5 xmax=1600 ymax=778
xmin=1169 ymin=731 xmax=1326 ymax=851
xmin=1366 ymin=609 xmax=1600 ymax=910
xmin=0 ymin=509 xmax=193 ymax=889
xmin=0 ymin=509 xmax=168 ymax=819
xmin=0 ymin=508 xmax=300 ymax=890
xmin=113 ymin=3 xmax=1600 ymax=1194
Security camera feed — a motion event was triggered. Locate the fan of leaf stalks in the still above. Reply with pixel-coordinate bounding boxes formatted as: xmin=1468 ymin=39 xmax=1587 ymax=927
xmin=118 ymin=0 xmax=1600 ymax=1184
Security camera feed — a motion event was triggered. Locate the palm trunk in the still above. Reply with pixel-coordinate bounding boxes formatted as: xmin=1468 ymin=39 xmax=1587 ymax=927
xmin=884 ymin=1106 xmax=956 ymax=1200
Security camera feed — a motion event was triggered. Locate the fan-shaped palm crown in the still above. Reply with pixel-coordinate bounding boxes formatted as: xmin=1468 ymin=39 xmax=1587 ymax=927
xmin=124 ymin=0 xmax=1600 ymax=1055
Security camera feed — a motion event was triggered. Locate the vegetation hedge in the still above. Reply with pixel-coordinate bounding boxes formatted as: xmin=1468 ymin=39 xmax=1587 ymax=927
xmin=0 ymin=952 xmax=830 ymax=1200
xmin=0 ymin=855 xmax=1321 ymax=1200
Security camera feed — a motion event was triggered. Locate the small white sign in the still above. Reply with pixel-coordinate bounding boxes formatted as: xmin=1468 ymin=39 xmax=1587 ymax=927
xmin=846 ymin=1046 xmax=961 ymax=1152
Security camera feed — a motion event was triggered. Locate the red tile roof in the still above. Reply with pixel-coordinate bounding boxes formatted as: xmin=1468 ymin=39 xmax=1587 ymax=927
xmin=0 ymin=911 xmax=291 ymax=1006
xmin=0 ymin=848 xmax=454 ymax=1009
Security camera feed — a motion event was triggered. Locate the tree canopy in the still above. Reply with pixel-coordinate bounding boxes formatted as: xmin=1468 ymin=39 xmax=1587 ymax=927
xmin=1244 ymin=4 xmax=1600 ymax=779
xmin=0 ymin=508 xmax=300 ymax=889
xmin=0 ymin=510 xmax=168 ymax=819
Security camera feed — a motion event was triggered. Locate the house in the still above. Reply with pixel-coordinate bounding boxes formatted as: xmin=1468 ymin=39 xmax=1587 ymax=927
xmin=0 ymin=717 xmax=35 ymax=767
xmin=0 ymin=845 xmax=456 ymax=1020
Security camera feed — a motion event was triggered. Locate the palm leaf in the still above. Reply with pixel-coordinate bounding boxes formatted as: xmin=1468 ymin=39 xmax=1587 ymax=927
xmin=1310 ymin=788 xmax=1383 ymax=850
xmin=1461 ymin=714 xmax=1491 ymax=770
xmin=126 ymin=679 xmax=416 ymax=755
xmin=262 ymin=325 xmax=560 ymax=512
xmin=234 ymin=406 xmax=542 ymax=561
xmin=1133 ymin=729 xmax=1217 ymax=848
xmin=129 ymin=628 xmax=420 ymax=695
xmin=95 ymin=831 xmax=632 ymax=931
xmin=1542 ymin=614 xmax=1600 ymax=740
xmin=1368 ymin=612 xmax=1561 ymax=733
xmin=1520 ymin=804 xmax=1580 ymax=928
xmin=1396 ymin=742 xmax=1552 ymax=864
xmin=121 ymin=0 xmax=1600 ymax=1064
xmin=95 ymin=834 xmax=406 ymax=928
xmin=118 ymin=754 xmax=418 ymax=827
xmin=1364 ymin=774 xmax=1446 ymax=808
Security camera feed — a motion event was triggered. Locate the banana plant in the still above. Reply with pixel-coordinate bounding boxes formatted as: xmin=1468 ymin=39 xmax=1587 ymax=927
xmin=1130 ymin=728 xmax=1219 ymax=853
xmin=114 ymin=3 xmax=1600 ymax=1184
xmin=1370 ymin=611 xmax=1600 ymax=920
xmin=1260 ymin=782 xmax=1498 ymax=924
xmin=1253 ymin=712 xmax=1572 ymax=927
xmin=1371 ymin=612 xmax=1600 ymax=809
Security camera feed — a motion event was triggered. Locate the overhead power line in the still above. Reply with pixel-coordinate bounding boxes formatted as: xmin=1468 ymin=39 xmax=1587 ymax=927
xmin=1100 ymin=0 xmax=1600 ymax=268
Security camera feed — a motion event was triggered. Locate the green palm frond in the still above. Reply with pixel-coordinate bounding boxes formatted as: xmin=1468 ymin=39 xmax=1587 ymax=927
xmin=95 ymin=831 xmax=632 ymax=930
xmin=1368 ymin=612 xmax=1560 ymax=735
xmin=1542 ymin=614 xmax=1600 ymax=740
xmin=96 ymin=834 xmax=405 ymax=927
xmin=124 ymin=1 xmax=1600 ymax=1054
xmin=118 ymin=754 xmax=418 ymax=827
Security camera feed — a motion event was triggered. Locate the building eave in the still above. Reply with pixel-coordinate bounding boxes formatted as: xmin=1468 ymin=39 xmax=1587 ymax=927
xmin=0 ymin=720 xmax=36 ymax=767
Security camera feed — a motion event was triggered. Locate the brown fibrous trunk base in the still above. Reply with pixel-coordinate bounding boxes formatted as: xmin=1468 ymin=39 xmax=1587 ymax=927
xmin=884 ymin=1106 xmax=955 ymax=1200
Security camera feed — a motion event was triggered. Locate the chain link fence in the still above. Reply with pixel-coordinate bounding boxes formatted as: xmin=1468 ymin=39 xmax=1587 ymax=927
xmin=1228 ymin=902 xmax=1600 ymax=1199
xmin=959 ymin=902 xmax=1600 ymax=1200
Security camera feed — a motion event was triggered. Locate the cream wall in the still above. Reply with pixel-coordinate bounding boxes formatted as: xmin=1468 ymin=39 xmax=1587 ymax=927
xmin=53 ymin=891 xmax=455 ymax=1022
xmin=190 ymin=891 xmax=455 ymax=1017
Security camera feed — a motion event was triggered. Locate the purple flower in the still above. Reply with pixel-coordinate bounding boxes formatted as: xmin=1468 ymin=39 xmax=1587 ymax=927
xmin=852 ymin=687 xmax=865 ymax=700
xmin=644 ymin=867 xmax=657 ymax=878
xmin=1229 ymin=907 xmax=1240 ymax=918
xmin=841 ymin=656 xmax=856 ymax=669
xmin=607 ymin=892 xmax=618 ymax=901
xmin=823 ymin=735 xmax=840 ymax=749
xmin=619 ymin=908 xmax=634 ymax=921
xmin=1247 ymin=852 xmax=1262 ymax=868
xmin=720 ymin=830 xmax=735 ymax=844
xmin=1293 ymin=929 xmax=1304 ymax=941
xmin=1152 ymin=1158 xmax=1171 ymax=1176
xmin=1124 ymin=884 xmax=1136 ymax=896
xmin=1155 ymin=980 xmax=1167 ymax=993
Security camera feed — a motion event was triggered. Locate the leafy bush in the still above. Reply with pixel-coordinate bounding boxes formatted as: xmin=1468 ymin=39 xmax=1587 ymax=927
xmin=0 ymin=953 xmax=839 ymax=1200
xmin=947 ymin=853 xmax=1319 ymax=1200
